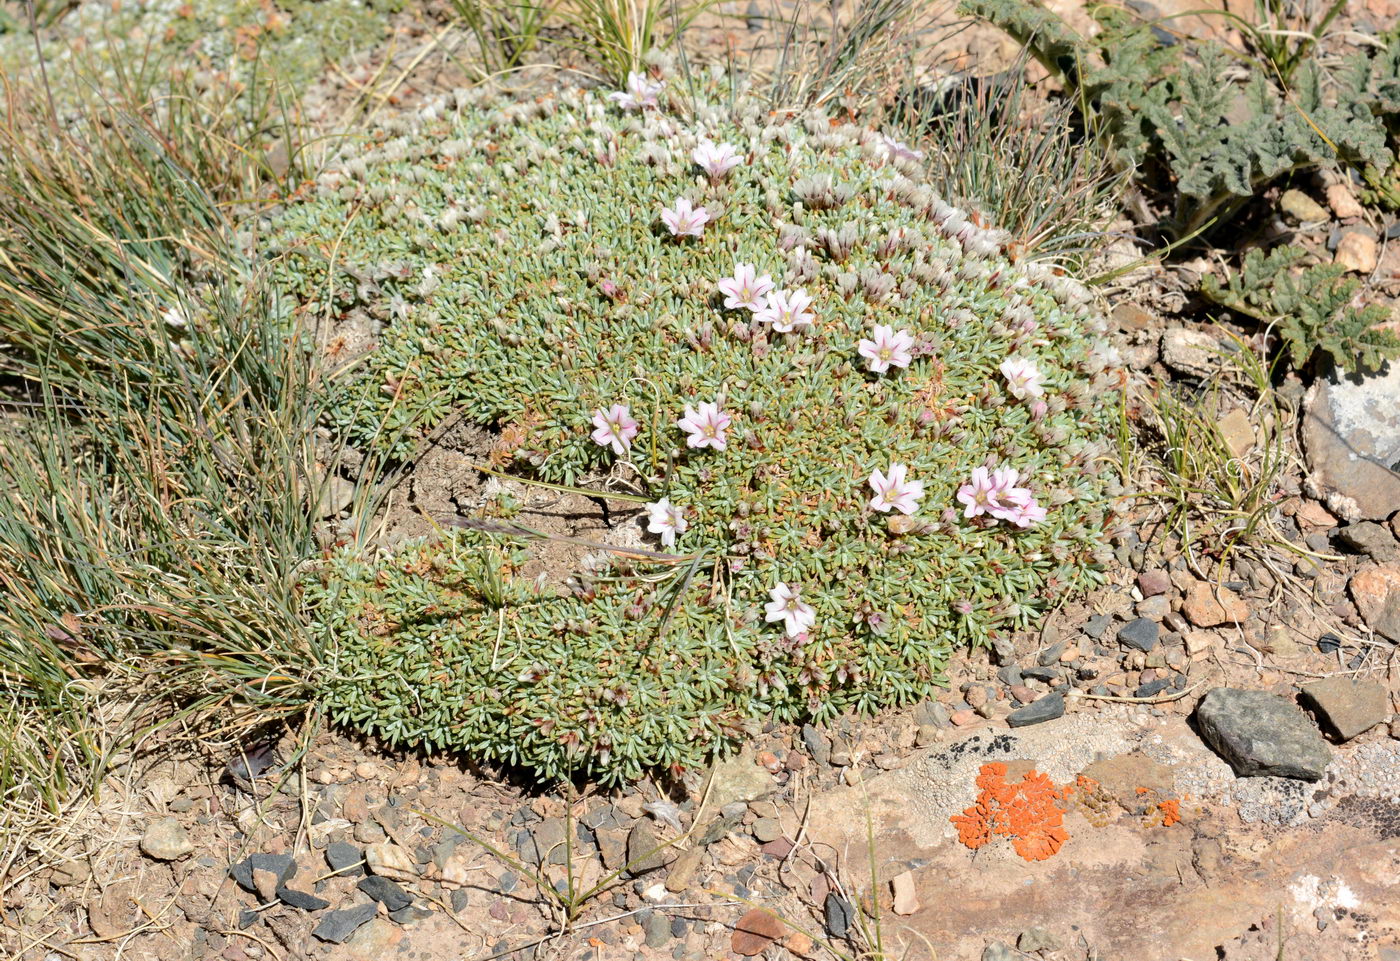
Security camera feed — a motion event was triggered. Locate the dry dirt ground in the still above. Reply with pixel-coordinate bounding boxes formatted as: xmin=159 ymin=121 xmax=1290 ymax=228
xmin=5 ymin=2 xmax=1400 ymax=960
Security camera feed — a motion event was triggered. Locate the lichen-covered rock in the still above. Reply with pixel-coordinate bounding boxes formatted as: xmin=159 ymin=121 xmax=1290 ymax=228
xmin=289 ymin=77 xmax=1122 ymax=782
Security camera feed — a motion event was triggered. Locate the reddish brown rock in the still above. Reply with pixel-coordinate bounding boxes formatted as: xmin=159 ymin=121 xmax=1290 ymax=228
xmin=949 ymin=709 xmax=977 ymax=727
xmin=1137 ymin=569 xmax=1172 ymax=597
xmin=1349 ymin=564 xmax=1400 ymax=641
xmin=732 ymin=908 xmax=787 ymax=956
xmin=1182 ymin=581 xmax=1248 ymax=627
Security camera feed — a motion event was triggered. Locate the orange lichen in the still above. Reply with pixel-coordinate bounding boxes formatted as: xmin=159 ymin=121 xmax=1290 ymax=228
xmin=1157 ymin=798 xmax=1182 ymax=827
xmin=950 ymin=762 xmax=1071 ymax=862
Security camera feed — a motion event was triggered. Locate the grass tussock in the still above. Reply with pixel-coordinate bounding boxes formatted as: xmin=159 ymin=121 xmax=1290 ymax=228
xmin=0 ymin=75 xmax=329 ymax=881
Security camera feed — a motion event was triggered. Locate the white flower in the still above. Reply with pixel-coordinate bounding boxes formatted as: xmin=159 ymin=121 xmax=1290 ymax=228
xmin=764 ymin=582 xmax=816 ymax=638
xmin=608 ymin=71 xmax=663 ymax=111
xmin=716 ymin=263 xmax=774 ymax=312
xmin=754 ymin=288 xmax=815 ymax=333
xmin=645 ymin=498 xmax=687 ymax=547
xmin=999 ymin=356 xmax=1045 ymax=399
xmin=660 ymin=197 xmax=710 ymax=238
xmin=868 ymin=463 xmax=924 ymax=515
xmin=693 ymin=141 xmax=743 ymax=179
xmin=857 ymin=324 xmax=915 ymax=374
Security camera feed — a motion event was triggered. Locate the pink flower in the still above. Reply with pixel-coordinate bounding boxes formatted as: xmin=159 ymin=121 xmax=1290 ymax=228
xmin=693 ymin=141 xmax=743 ymax=179
xmin=956 ymin=466 xmax=998 ymax=519
xmin=857 ymin=324 xmax=915 ymax=374
xmin=868 ymin=463 xmax=924 ymax=515
xmin=645 ymin=498 xmax=687 ymax=547
xmin=590 ymin=404 xmax=639 ymax=456
xmin=764 ymin=582 xmax=816 ymax=638
xmin=754 ymin=288 xmax=815 ymax=333
xmin=716 ymin=263 xmax=774 ymax=312
xmin=878 ymin=135 xmax=925 ymax=163
xmin=608 ymin=71 xmax=663 ymax=111
xmin=677 ymin=401 xmax=731 ymax=450
xmin=660 ymin=197 xmax=710 ymax=238
xmin=999 ymin=356 xmax=1045 ymax=399
xmin=958 ymin=466 xmax=1049 ymax=527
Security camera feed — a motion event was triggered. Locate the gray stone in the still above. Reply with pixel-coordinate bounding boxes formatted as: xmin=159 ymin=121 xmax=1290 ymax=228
xmin=801 ymin=724 xmax=832 ymax=765
xmin=1018 ymin=927 xmax=1061 ymax=952
xmin=824 ymin=893 xmax=854 ymax=940
xmin=325 ymin=842 xmax=365 ymax=877
xmin=140 ymin=817 xmax=193 ymax=861
xmin=644 ymin=912 xmax=671 ymax=948
xmin=357 ymin=875 xmax=413 ymax=911
xmin=912 ymin=700 xmax=949 ymax=729
xmin=312 ymin=903 xmax=378 ymax=944
xmin=1136 ymin=595 xmax=1171 ymax=620
xmin=1007 ymin=693 xmax=1065 ymax=728
xmin=531 ymin=818 xmax=569 ymax=866
xmin=751 ymin=817 xmax=783 ymax=843
xmin=1299 ymin=677 xmax=1388 ymax=742
xmin=1118 ymin=618 xmax=1160 ymax=652
xmin=626 ymin=820 xmax=667 ymax=874
xmin=1302 ymin=366 xmax=1400 ymax=521
xmin=388 ymin=905 xmax=434 ymax=924
xmin=1194 ymin=688 xmax=1332 ymax=780
xmin=595 ymin=827 xmax=628 ymax=872
xmin=1334 ymin=522 xmax=1400 ymax=562
xmin=277 ymin=885 xmax=330 ymax=911
xmin=982 ymin=943 xmax=1017 ymax=961
xmin=1135 ymin=677 xmax=1172 ymax=698
xmin=1081 ymin=614 xmax=1111 ymax=639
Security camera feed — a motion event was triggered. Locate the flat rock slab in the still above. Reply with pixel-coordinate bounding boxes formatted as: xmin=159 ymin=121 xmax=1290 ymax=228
xmin=1302 ymin=365 xmax=1400 ymax=521
xmin=1300 ymin=677 xmax=1389 ymax=742
xmin=1350 ymin=563 xmax=1400 ymax=641
xmin=799 ymin=708 xmax=1399 ymax=961
xmin=1195 ymin=688 xmax=1331 ymax=781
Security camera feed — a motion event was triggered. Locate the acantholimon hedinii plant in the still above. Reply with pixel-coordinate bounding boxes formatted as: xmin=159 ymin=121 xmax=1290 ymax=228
xmin=277 ymin=66 xmax=1124 ymax=783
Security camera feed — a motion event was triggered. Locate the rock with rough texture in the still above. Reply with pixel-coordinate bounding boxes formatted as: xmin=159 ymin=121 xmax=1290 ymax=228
xmin=312 ymin=903 xmax=379 ymax=944
xmin=1161 ymin=328 xmax=1220 ymax=377
xmin=1302 ymin=367 xmax=1400 ymax=522
xmin=1215 ymin=408 xmax=1255 ymax=458
xmin=1194 ymin=688 xmax=1331 ymax=781
xmin=732 ymin=908 xmax=787 ymax=956
xmin=358 ymin=875 xmax=413 ymax=911
xmin=1279 ymin=188 xmax=1328 ymax=222
xmin=824 ymin=893 xmax=855 ymax=940
xmin=1007 ymin=693 xmax=1064 ymax=728
xmin=709 ymin=747 xmax=773 ymax=809
xmin=325 ymin=841 xmax=365 ymax=877
xmin=1349 ymin=564 xmax=1400 ymax=641
xmin=891 ymin=870 xmax=920 ymax=915
xmin=625 ymin=820 xmax=668 ymax=874
xmin=277 ymin=884 xmax=330 ymax=911
xmin=1334 ymin=522 xmax=1400 ymax=563
xmin=1136 ymin=569 xmax=1171 ymax=597
xmin=982 ymin=943 xmax=1017 ymax=961
xmin=140 ymin=817 xmax=193 ymax=861
xmin=1018 ymin=927 xmax=1062 ymax=952
xmin=1300 ymin=677 xmax=1388 ymax=742
xmin=1181 ymin=581 xmax=1247 ymax=627
xmin=363 ymin=842 xmax=417 ymax=881
xmin=1335 ymin=230 xmax=1379 ymax=273
xmin=1118 ymin=618 xmax=1160 ymax=652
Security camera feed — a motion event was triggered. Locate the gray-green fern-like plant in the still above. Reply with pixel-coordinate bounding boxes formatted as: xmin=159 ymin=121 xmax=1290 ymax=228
xmin=962 ymin=0 xmax=1400 ymax=239
xmin=1201 ymin=246 xmax=1399 ymax=374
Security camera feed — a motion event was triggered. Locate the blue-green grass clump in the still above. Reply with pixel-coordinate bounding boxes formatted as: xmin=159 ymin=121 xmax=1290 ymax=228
xmin=280 ymin=79 xmax=1124 ymax=782
xmin=0 ymin=0 xmax=397 ymax=97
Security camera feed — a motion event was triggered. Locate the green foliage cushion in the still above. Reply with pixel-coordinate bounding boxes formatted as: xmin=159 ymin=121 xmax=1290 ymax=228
xmin=280 ymin=81 xmax=1122 ymax=782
